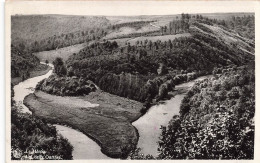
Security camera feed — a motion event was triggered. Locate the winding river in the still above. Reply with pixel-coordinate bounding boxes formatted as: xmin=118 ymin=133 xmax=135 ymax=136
xmin=13 ymin=61 xmax=209 ymax=159
xmin=13 ymin=63 xmax=109 ymax=159
xmin=132 ymin=76 xmax=209 ymax=157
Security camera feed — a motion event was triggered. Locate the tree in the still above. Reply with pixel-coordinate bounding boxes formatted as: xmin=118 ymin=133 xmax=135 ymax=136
xmin=53 ymin=57 xmax=67 ymax=76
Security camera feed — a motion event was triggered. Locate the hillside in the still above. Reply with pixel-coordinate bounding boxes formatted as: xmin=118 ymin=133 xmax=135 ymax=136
xmin=191 ymin=22 xmax=254 ymax=55
xmin=33 ymin=42 xmax=89 ymax=63
xmin=158 ymin=66 xmax=254 ymax=159
xmin=37 ymin=14 xmax=254 ymax=107
xmin=11 ymin=15 xmax=110 ymax=44
xmin=14 ymin=13 xmax=254 ymax=106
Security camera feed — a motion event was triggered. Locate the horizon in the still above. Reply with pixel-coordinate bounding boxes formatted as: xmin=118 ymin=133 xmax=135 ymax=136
xmin=12 ymin=12 xmax=255 ymax=17
xmin=6 ymin=1 xmax=256 ymax=16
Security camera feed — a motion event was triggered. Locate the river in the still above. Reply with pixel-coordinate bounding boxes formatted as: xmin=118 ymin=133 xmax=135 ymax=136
xmin=13 ymin=62 xmax=209 ymax=159
xmin=13 ymin=62 xmax=109 ymax=159
xmin=132 ymin=75 xmax=210 ymax=157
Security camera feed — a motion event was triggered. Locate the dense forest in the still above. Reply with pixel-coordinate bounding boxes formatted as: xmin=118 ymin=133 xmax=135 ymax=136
xmin=37 ymin=16 xmax=254 ymax=112
xmin=40 ymin=22 xmax=253 ymax=105
xmin=128 ymin=65 xmax=255 ymax=159
xmin=11 ymin=44 xmax=40 ymax=79
xmin=30 ymin=28 xmax=108 ymax=53
xmin=35 ymin=58 xmax=97 ymax=96
xmin=11 ymin=85 xmax=73 ymax=160
xmin=157 ymin=65 xmax=254 ymax=159
xmin=111 ymin=21 xmax=154 ymax=30
xmin=14 ymin=28 xmax=108 ymax=53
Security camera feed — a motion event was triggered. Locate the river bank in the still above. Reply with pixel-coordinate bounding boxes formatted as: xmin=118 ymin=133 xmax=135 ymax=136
xmin=11 ymin=63 xmax=51 ymax=85
xmin=23 ymin=74 xmax=210 ymax=159
xmin=13 ymin=63 xmax=112 ymax=159
xmin=132 ymin=75 xmax=210 ymax=156
xmin=16 ymin=60 xmax=211 ymax=159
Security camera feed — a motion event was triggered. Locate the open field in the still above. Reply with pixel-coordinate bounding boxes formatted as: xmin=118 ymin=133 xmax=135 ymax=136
xmin=33 ymin=42 xmax=88 ymax=63
xmin=24 ymin=90 xmax=143 ymax=158
xmin=111 ymin=33 xmax=191 ymax=46
xmin=11 ymin=64 xmax=51 ymax=86
xmin=104 ymin=25 xmax=158 ymax=40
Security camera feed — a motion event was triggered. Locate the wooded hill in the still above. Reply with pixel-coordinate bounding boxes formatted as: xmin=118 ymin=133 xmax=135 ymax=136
xmin=37 ymin=15 xmax=254 ymax=111
xmin=11 ymin=15 xmax=110 ymax=53
xmin=11 ymin=45 xmax=39 ymax=79
xmin=158 ymin=65 xmax=254 ymax=159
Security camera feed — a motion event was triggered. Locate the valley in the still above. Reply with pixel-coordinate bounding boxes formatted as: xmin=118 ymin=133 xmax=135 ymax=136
xmin=11 ymin=12 xmax=255 ymax=160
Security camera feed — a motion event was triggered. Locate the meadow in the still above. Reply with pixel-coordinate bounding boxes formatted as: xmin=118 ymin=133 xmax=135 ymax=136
xmin=33 ymin=42 xmax=88 ymax=63
xmin=24 ymin=90 xmax=143 ymax=158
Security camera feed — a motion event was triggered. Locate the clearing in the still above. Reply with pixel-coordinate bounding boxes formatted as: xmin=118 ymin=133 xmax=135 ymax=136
xmin=33 ymin=42 xmax=88 ymax=63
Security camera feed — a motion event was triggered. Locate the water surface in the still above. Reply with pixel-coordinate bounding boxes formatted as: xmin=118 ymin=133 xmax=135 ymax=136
xmin=13 ymin=63 xmax=109 ymax=159
xmin=132 ymin=76 xmax=209 ymax=156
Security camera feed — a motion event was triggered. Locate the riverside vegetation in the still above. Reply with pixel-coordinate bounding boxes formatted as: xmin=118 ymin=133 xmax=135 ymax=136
xmin=128 ymin=65 xmax=254 ymax=159
xmin=11 ymin=85 xmax=73 ymax=160
xmin=12 ymin=13 xmax=255 ymax=159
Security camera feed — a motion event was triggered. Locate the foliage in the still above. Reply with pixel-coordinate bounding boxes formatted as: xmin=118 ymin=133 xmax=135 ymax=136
xmin=11 ymin=85 xmax=73 ymax=160
xmin=158 ymin=66 xmax=255 ymax=159
xmin=12 ymin=15 xmax=110 ymax=52
xmin=112 ymin=21 xmax=154 ymax=30
xmin=36 ymin=74 xmax=96 ymax=96
xmin=127 ymin=148 xmax=155 ymax=160
xmin=11 ymin=44 xmax=39 ymax=80
xmin=63 ymin=29 xmax=252 ymax=103
xmin=52 ymin=57 xmax=67 ymax=77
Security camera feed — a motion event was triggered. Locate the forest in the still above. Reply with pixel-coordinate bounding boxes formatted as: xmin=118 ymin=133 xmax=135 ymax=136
xmin=41 ymin=22 xmax=253 ymax=107
xmin=11 ymin=85 xmax=73 ymax=160
xmin=37 ymin=20 xmax=254 ymax=115
xmin=11 ymin=44 xmax=40 ymax=79
xmin=157 ymin=65 xmax=255 ymax=159
xmin=128 ymin=65 xmax=255 ymax=159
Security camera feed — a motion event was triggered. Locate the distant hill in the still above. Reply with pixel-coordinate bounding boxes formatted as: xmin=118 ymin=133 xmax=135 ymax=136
xmin=11 ymin=15 xmax=110 ymax=44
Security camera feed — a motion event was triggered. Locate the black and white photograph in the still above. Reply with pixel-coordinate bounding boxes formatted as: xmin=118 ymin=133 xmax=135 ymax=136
xmin=5 ymin=1 xmax=259 ymax=161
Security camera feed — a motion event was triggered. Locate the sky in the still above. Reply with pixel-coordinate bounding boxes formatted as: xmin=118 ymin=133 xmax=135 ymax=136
xmin=6 ymin=1 xmax=258 ymax=16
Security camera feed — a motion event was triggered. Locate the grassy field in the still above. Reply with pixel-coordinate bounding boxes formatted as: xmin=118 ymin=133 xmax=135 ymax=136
xmin=24 ymin=90 xmax=143 ymax=158
xmin=111 ymin=33 xmax=191 ymax=46
xmin=33 ymin=42 xmax=88 ymax=63
xmin=104 ymin=25 xmax=158 ymax=40
xmin=11 ymin=64 xmax=51 ymax=85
